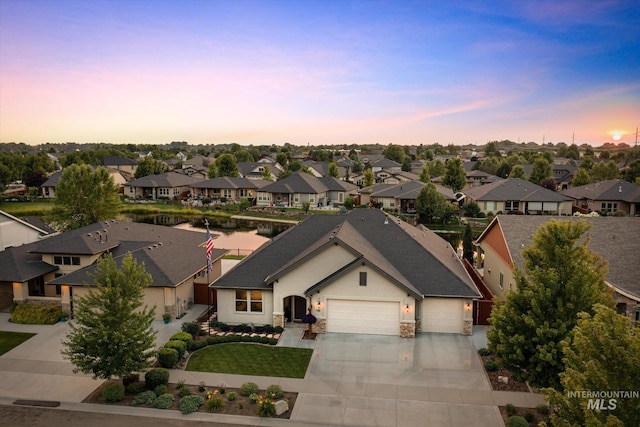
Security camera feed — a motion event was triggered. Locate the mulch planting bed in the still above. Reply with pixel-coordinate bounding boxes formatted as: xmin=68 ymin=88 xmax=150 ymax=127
xmin=84 ymin=380 xmax=297 ymax=419
xmin=481 ymin=354 xmax=532 ymax=392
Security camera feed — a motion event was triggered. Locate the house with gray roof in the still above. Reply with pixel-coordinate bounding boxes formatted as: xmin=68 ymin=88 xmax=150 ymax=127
xmin=124 ymin=171 xmax=204 ymax=200
xmin=238 ymin=161 xmax=279 ymax=181
xmin=189 ymin=177 xmax=270 ymax=204
xmin=361 ymin=181 xmax=455 ymax=213
xmin=0 ymin=210 xmax=55 ymax=251
xmin=463 ymin=178 xmax=573 ymax=215
xmin=561 ymin=179 xmax=640 ymax=216
xmin=475 ymin=215 xmax=640 ymax=323
xmin=256 ymin=172 xmax=355 ymax=208
xmin=212 ymin=209 xmax=480 ymax=337
xmin=102 ymin=156 xmax=137 ymax=178
xmin=1 ymin=220 xmax=226 ymax=319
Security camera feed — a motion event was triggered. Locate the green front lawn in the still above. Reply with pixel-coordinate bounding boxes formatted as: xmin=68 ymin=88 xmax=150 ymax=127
xmin=0 ymin=331 xmax=36 ymax=356
xmin=186 ymin=343 xmax=313 ymax=378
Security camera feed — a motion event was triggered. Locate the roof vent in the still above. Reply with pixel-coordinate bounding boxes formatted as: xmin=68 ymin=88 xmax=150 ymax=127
xmin=619 ymin=185 xmax=622 ymax=192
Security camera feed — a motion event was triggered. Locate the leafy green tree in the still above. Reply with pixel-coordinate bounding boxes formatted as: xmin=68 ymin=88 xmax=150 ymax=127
xmin=485 ymin=141 xmax=501 ymax=157
xmin=428 ymin=159 xmax=445 ymax=178
xmin=261 ymin=165 xmax=273 ymax=181
xmin=442 ymin=158 xmax=467 ymax=192
xmin=351 ymin=160 xmax=363 ymax=174
xmin=463 ymin=200 xmax=482 ymax=217
xmin=590 ymin=160 xmax=619 ymax=182
xmin=462 ymin=222 xmax=474 ymax=264
xmin=509 ymin=164 xmax=526 ymax=179
xmin=344 ymin=196 xmax=354 ymax=210
xmin=529 ymin=157 xmax=552 ymax=185
xmin=363 ymin=169 xmax=375 ymax=187
xmin=624 ymin=159 xmax=640 ymax=183
xmin=566 ymin=144 xmax=580 ymax=160
xmin=135 ymin=157 xmax=168 ymax=179
xmin=401 ymin=157 xmax=412 ymax=172
xmin=487 ymin=220 xmax=614 ymax=389
xmin=61 ymin=253 xmax=157 ymax=384
xmin=301 ymin=201 xmax=311 ymax=213
xmin=477 ymin=157 xmax=500 ymax=175
xmin=542 ymin=304 xmax=640 ymax=427
xmin=495 ymin=161 xmax=512 ymax=178
xmin=579 ymin=155 xmax=595 ymax=171
xmin=419 ymin=165 xmax=431 ymax=183
xmin=416 ymin=183 xmax=456 ymax=225
xmin=234 ymin=149 xmax=254 ymax=162
xmin=328 ymin=162 xmax=339 ymax=178
xmin=50 ymin=165 xmax=121 ymax=231
xmin=571 ymin=168 xmax=591 ymax=187
xmin=214 ymin=153 xmax=239 ymax=177
xmin=383 ymin=144 xmax=406 ymax=164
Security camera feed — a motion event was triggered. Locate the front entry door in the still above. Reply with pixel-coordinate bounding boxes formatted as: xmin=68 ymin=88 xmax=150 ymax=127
xmin=293 ymin=296 xmax=307 ymax=321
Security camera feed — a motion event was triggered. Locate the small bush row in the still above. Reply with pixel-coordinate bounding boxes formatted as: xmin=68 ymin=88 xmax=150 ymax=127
xmin=10 ymin=303 xmax=66 ymax=325
xmin=209 ymin=320 xmax=283 ymax=335
xmin=186 ymin=334 xmax=278 ymax=353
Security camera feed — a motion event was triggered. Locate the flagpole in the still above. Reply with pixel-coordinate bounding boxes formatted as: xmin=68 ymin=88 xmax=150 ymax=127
xmin=205 ymin=218 xmax=211 ymax=336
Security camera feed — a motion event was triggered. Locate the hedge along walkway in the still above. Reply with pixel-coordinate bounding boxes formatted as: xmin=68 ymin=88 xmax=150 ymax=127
xmin=186 ymin=343 xmax=313 ymax=378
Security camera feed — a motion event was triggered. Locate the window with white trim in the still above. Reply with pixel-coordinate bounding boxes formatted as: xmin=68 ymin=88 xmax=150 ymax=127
xmin=235 ymin=290 xmax=263 ymax=312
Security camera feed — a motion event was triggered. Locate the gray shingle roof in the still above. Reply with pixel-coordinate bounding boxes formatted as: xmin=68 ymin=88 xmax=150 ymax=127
xmin=127 ymin=172 xmax=203 ymax=188
xmin=102 ymin=156 xmax=137 ymax=166
xmin=485 ymin=215 xmax=640 ymax=300
xmin=0 ymin=244 xmax=58 ymax=282
xmin=561 ymin=179 xmax=640 ymax=203
xmin=464 ymin=178 xmax=572 ymax=202
xmin=190 ymin=176 xmax=259 ymax=189
xmin=213 ymin=209 xmax=480 ymax=298
xmin=260 ymin=172 xmax=329 ymax=194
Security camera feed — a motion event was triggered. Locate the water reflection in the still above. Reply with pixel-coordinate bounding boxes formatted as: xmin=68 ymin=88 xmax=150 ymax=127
xmin=119 ymin=213 xmax=293 ymax=253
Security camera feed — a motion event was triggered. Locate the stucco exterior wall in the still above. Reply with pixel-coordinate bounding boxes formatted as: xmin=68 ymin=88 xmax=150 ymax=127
xmin=73 ymin=285 xmax=168 ymax=320
xmin=216 ymin=288 xmax=274 ymax=325
xmin=0 ymin=219 xmax=43 ymax=250
xmin=478 ymin=243 xmax=514 ymax=300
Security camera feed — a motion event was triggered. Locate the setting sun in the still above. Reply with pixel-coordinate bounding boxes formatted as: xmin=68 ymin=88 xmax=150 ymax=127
xmin=613 ymin=134 xmax=622 ymax=141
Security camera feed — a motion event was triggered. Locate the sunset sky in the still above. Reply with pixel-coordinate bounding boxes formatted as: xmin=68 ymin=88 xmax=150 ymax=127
xmin=1 ymin=0 xmax=639 ymax=146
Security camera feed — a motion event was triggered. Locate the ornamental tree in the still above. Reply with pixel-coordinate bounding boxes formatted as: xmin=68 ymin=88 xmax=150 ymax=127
xmin=542 ymin=304 xmax=640 ymax=427
xmin=487 ymin=220 xmax=614 ymax=389
xmin=61 ymin=253 xmax=157 ymax=384
xmin=50 ymin=164 xmax=121 ymax=231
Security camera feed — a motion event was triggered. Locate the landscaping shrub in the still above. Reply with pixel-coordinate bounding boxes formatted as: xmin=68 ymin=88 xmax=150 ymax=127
xmin=170 ymin=331 xmax=193 ymax=344
xmin=506 ymin=415 xmax=529 ymax=427
xmin=264 ymin=326 xmax=275 ymax=334
xmin=126 ymin=381 xmax=146 ymax=394
xmin=181 ymin=321 xmax=201 ymax=336
xmin=220 ymin=324 xmax=231 ymax=332
xmin=198 ymin=381 xmax=206 ymax=392
xmin=239 ymin=382 xmax=259 ymax=396
xmin=188 ymin=340 xmax=207 ymax=352
xmin=123 ymin=373 xmax=140 ymax=388
xmin=524 ymin=411 xmax=535 ymax=422
xmin=103 ymin=384 xmax=125 ymax=402
xmin=241 ymin=335 xmax=252 ymax=342
xmin=232 ymin=324 xmax=245 ymax=333
xmin=145 ymin=368 xmax=170 ymax=390
xmin=206 ymin=395 xmax=224 ymax=412
xmin=254 ymin=325 xmax=265 ymax=333
xmin=176 ymin=379 xmax=186 ymax=389
xmin=249 ymin=393 xmax=259 ymax=403
xmin=536 ymin=404 xmax=550 ymax=415
xmin=243 ymin=325 xmax=253 ymax=333
xmin=274 ymin=326 xmax=283 ymax=333
xmin=257 ymin=395 xmax=275 ymax=417
xmin=484 ymin=359 xmax=498 ymax=372
xmin=478 ymin=347 xmax=491 ymax=356
xmin=227 ymin=391 xmax=237 ymax=401
xmin=178 ymin=387 xmax=192 ymax=397
xmin=157 ymin=347 xmax=179 ymax=368
xmin=206 ymin=336 xmax=223 ymax=346
xmin=132 ymin=390 xmax=157 ymax=406
xmin=505 ymin=403 xmax=517 ymax=416
xmin=178 ymin=395 xmax=204 ymax=414
xmin=153 ymin=393 xmax=174 ymax=409
xmin=217 ymin=383 xmax=226 ymax=394
xmin=251 ymin=336 xmax=261 ymax=343
xmin=266 ymin=384 xmax=283 ymax=399
xmin=154 ymin=384 xmax=168 ymax=396
xmin=10 ymin=304 xmax=65 ymax=325
xmin=260 ymin=336 xmax=270 ymax=344
xmin=165 ymin=340 xmax=186 ymax=359
xmin=268 ymin=338 xmax=278 ymax=345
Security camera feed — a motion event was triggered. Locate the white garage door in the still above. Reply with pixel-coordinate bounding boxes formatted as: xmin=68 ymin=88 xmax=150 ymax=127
xmin=422 ymin=298 xmax=463 ymax=334
xmin=327 ymin=299 xmax=400 ymax=335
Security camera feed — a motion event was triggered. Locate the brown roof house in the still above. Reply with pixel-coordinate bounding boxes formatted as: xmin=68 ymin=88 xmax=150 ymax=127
xmin=475 ymin=215 xmax=640 ymax=323
xmin=561 ymin=178 xmax=640 ymax=216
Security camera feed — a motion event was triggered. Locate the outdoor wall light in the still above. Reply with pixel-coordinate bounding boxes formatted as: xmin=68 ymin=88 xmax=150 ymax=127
xmin=316 ymin=299 xmax=321 ymax=311
xmin=405 ymin=304 xmax=410 ymax=312
xmin=465 ymin=302 xmax=472 ymax=311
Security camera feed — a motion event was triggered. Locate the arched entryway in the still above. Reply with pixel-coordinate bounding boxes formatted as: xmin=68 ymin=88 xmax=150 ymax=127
xmin=283 ymin=295 xmax=308 ymax=323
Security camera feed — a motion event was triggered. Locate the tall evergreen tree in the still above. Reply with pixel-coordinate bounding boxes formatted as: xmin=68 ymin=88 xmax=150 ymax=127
xmin=487 ymin=220 xmax=614 ymax=389
xmin=462 ymin=222 xmax=474 ymax=264
xmin=61 ymin=253 xmax=157 ymax=384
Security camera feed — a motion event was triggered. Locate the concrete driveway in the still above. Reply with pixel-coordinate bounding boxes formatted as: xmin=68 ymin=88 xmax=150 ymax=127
xmin=0 ymin=312 xmax=544 ymax=426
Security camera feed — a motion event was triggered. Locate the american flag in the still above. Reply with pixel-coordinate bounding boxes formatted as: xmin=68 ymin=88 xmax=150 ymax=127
xmin=206 ymin=223 xmax=214 ymax=272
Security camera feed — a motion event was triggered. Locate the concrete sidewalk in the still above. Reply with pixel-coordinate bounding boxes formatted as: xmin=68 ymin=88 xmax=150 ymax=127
xmin=0 ymin=313 xmax=545 ymax=426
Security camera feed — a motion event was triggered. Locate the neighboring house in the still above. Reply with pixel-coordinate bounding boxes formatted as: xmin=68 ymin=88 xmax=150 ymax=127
xmin=465 ymin=170 xmax=501 ymax=188
xmin=0 ymin=220 xmax=226 ymax=319
xmin=41 ymin=167 xmax=129 ymax=198
xmin=238 ymin=162 xmax=279 ymax=181
xmin=552 ymin=163 xmax=577 ymax=191
xmin=363 ymin=181 xmax=455 ymax=213
xmin=212 ymin=209 xmax=480 ymax=337
xmin=475 ymin=215 xmax=640 ymax=323
xmin=301 ymin=161 xmax=328 ymax=177
xmin=102 ymin=156 xmax=137 ymax=179
xmin=379 ymin=171 xmax=420 ymax=184
xmin=189 ymin=177 xmax=270 ymax=203
xmin=256 ymin=172 xmax=352 ymax=208
xmin=561 ymin=179 xmax=640 ymax=216
xmin=0 ymin=210 xmax=55 ymax=251
xmin=181 ymin=165 xmax=208 ymax=179
xmin=40 ymin=171 xmax=62 ymax=198
xmin=463 ymin=178 xmax=573 ymax=215
xmin=124 ymin=172 xmax=203 ymax=200
xmin=370 ymin=158 xmax=401 ymax=174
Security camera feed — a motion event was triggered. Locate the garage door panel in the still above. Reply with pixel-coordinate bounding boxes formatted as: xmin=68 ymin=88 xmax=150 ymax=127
xmin=328 ymin=300 xmax=399 ymax=335
xmin=422 ymin=298 xmax=462 ymax=334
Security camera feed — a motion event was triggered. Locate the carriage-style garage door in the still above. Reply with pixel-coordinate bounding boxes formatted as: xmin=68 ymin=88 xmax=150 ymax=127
xmin=422 ymin=298 xmax=463 ymax=333
xmin=327 ymin=299 xmax=400 ymax=335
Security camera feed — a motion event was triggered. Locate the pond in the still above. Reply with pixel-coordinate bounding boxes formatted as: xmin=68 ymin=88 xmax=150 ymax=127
xmin=119 ymin=214 xmax=293 ymax=255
